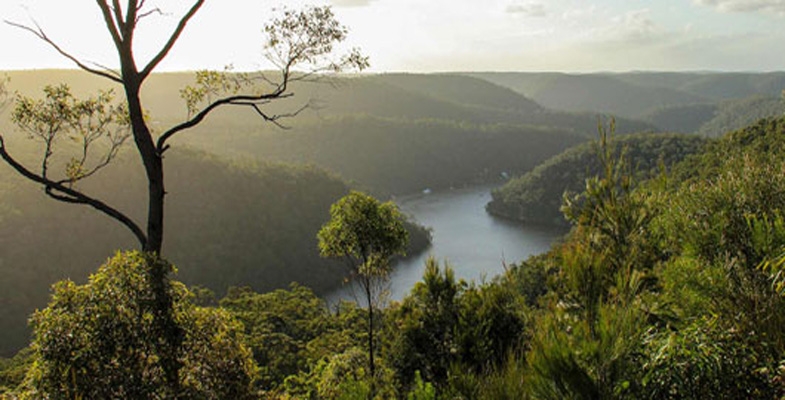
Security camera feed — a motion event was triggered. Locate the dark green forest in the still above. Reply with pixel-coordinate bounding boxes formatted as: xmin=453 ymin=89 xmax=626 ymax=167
xmin=487 ymin=133 xmax=708 ymax=225
xmin=2 ymin=67 xmax=785 ymax=398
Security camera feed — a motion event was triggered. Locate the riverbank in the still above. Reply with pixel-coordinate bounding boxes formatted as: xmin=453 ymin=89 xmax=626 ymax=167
xmin=326 ymin=185 xmax=567 ymax=304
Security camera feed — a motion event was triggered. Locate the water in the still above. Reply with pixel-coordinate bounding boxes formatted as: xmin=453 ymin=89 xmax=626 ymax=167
xmin=326 ymin=185 xmax=566 ymax=304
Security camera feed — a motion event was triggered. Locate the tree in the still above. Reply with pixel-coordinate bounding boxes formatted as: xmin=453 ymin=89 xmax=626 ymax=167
xmin=2 ymin=1 xmax=366 ymax=254
xmin=0 ymin=2 xmax=366 ymax=392
xmin=317 ymin=191 xmax=408 ymax=397
xmin=388 ymin=258 xmax=462 ymax=392
xmin=20 ymin=251 xmax=257 ymax=400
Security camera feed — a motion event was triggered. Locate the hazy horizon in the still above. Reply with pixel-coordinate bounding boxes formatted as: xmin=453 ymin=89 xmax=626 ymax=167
xmin=2 ymin=67 xmax=783 ymax=75
xmin=1 ymin=0 xmax=784 ymax=73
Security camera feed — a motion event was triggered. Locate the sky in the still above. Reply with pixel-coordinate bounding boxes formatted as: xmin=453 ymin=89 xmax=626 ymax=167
xmin=0 ymin=0 xmax=784 ymax=73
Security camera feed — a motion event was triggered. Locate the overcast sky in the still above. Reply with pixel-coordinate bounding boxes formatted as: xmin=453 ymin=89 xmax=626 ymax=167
xmin=0 ymin=0 xmax=783 ymax=72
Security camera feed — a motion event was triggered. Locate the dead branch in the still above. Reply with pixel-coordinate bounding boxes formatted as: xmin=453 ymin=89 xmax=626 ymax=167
xmin=4 ymin=20 xmax=123 ymax=83
xmin=140 ymin=0 xmax=205 ymax=80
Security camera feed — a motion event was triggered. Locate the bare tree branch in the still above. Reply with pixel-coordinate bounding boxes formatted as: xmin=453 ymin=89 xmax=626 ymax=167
xmin=111 ymin=0 xmax=126 ymax=35
xmin=136 ymin=7 xmax=163 ymax=24
xmin=239 ymin=102 xmax=309 ymax=130
xmin=156 ymin=90 xmax=291 ymax=152
xmin=5 ymin=20 xmax=123 ymax=84
xmin=89 ymin=61 xmax=122 ymax=79
xmin=0 ymin=135 xmax=147 ymax=247
xmin=140 ymin=0 xmax=205 ymax=81
xmin=95 ymin=1 xmax=123 ymax=51
xmin=124 ymin=0 xmax=138 ymax=41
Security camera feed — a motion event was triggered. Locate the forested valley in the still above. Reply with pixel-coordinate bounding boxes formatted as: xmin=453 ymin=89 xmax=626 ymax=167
xmin=2 ymin=62 xmax=785 ymax=398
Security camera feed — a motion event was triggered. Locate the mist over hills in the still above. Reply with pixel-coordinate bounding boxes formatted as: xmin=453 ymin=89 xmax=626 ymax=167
xmin=0 ymin=69 xmax=638 ymax=195
xmin=468 ymin=72 xmax=785 ymax=128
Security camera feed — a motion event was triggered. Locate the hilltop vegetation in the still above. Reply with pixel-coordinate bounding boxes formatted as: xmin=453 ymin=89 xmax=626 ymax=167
xmin=696 ymin=95 xmax=784 ymax=137
xmin=487 ymin=132 xmax=708 ymax=225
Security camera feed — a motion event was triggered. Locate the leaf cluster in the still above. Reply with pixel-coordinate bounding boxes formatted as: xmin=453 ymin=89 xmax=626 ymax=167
xmin=11 ymin=84 xmax=130 ymax=184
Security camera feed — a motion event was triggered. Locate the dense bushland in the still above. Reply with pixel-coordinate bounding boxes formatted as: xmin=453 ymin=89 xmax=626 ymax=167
xmin=487 ymin=132 xmax=707 ymax=225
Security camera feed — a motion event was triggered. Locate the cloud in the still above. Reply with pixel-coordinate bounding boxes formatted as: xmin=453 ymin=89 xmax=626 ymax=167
xmin=506 ymin=2 xmax=547 ymax=17
xmin=613 ymin=9 xmax=658 ymax=41
xmin=694 ymin=0 xmax=785 ymax=15
xmin=583 ymin=9 xmax=661 ymax=44
xmin=331 ymin=0 xmax=376 ymax=8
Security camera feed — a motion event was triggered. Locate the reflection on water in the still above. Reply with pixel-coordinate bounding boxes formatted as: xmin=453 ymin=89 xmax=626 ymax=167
xmin=326 ymin=185 xmax=566 ymax=304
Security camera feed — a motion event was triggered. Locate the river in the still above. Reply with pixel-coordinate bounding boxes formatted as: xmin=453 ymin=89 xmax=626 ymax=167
xmin=326 ymin=185 xmax=567 ymax=304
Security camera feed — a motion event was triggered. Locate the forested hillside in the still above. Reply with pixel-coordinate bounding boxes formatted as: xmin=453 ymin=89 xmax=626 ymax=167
xmin=186 ymin=116 xmax=588 ymax=195
xmin=0 ymin=148 xmax=429 ymax=356
xmin=2 ymin=70 xmax=654 ymax=195
xmin=487 ymin=133 xmax=708 ymax=225
xmin=471 ymin=71 xmax=785 ymax=134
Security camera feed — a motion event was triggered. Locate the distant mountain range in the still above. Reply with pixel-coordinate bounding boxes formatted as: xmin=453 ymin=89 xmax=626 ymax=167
xmin=469 ymin=71 xmax=785 ymax=119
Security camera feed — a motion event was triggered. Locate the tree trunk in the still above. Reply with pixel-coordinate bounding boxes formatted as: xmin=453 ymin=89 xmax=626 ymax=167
xmin=122 ymin=80 xmax=165 ymax=254
xmin=366 ymin=280 xmax=375 ymax=400
xmin=122 ymin=70 xmax=181 ymax=397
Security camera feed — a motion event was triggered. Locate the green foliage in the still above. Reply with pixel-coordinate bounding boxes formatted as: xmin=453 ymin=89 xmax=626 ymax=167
xmin=406 ymin=371 xmax=436 ymax=400
xmin=527 ymin=305 xmax=646 ymax=400
xmin=0 ymin=348 xmax=33 ymax=395
xmin=659 ymin=151 xmax=785 ymax=304
xmin=11 ymin=84 xmax=130 ymax=184
xmin=220 ymin=284 xmax=366 ymax=393
xmin=635 ymin=117 xmax=785 ymax=398
xmin=387 ymin=258 xmax=528 ymax=395
xmin=505 ymin=255 xmax=552 ymax=307
xmin=489 ymin=132 xmax=705 ymax=225
xmin=638 ymin=321 xmax=779 ymax=399
xmin=283 ymin=347 xmax=396 ymax=400
xmin=669 ymin=117 xmax=785 ymax=183
xmin=180 ymin=68 xmax=251 ymax=117
xmin=251 ymin=116 xmax=587 ymax=196
xmin=18 ymin=251 xmax=256 ymax=399
xmin=697 ymin=95 xmax=784 ymax=138
xmin=387 ymin=259 xmax=463 ymax=390
xmin=318 ymin=190 xmax=409 ymax=273
xmin=455 ymin=280 xmax=527 ymax=372
xmin=264 ymin=6 xmax=368 ymax=73
xmin=521 ymin=121 xmax=661 ymax=400
xmin=2 ymin=70 xmax=596 ymax=199
xmin=7 ymin=70 xmax=785 ymax=400
xmin=318 ymin=191 xmax=409 ymax=397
